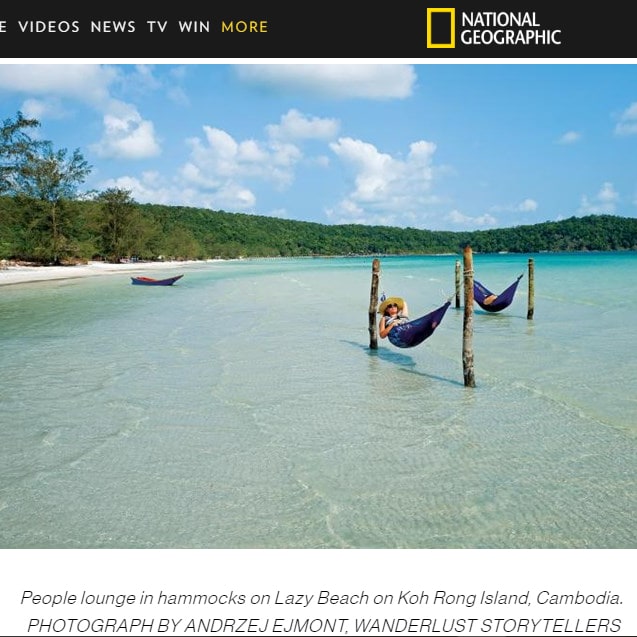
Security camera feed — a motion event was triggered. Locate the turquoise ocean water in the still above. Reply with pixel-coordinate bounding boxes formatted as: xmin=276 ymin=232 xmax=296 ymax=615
xmin=0 ymin=252 xmax=635 ymax=549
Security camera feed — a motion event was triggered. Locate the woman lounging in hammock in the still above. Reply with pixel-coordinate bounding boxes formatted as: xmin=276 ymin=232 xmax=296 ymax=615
xmin=378 ymin=296 xmax=410 ymax=339
xmin=377 ymin=295 xmax=451 ymax=349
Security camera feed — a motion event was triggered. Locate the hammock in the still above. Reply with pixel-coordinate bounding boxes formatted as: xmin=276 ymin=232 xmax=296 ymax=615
xmin=387 ymin=300 xmax=451 ymax=349
xmin=473 ymin=274 xmax=523 ymax=313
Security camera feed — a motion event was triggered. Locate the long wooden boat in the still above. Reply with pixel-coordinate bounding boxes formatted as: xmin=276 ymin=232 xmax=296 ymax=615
xmin=130 ymin=274 xmax=184 ymax=286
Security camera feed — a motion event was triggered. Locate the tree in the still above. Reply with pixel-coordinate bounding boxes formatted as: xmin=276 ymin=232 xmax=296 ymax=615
xmin=161 ymin=225 xmax=202 ymax=260
xmin=15 ymin=142 xmax=92 ymax=264
xmin=0 ymin=111 xmax=43 ymax=196
xmin=94 ymin=188 xmax=142 ymax=262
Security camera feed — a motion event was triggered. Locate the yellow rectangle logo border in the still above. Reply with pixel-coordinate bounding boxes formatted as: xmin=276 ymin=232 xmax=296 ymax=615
xmin=427 ymin=8 xmax=455 ymax=48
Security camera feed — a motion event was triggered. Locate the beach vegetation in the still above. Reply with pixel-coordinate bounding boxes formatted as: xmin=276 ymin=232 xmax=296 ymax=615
xmin=90 ymin=188 xmax=158 ymax=263
xmin=1 ymin=195 xmax=636 ymax=263
xmin=0 ymin=111 xmax=44 ymax=196
xmin=11 ymin=142 xmax=92 ymax=265
xmin=0 ymin=110 xmax=636 ymax=262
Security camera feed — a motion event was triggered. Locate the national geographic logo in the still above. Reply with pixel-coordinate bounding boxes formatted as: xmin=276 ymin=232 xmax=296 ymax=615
xmin=427 ymin=9 xmax=455 ymax=48
xmin=426 ymin=8 xmax=562 ymax=48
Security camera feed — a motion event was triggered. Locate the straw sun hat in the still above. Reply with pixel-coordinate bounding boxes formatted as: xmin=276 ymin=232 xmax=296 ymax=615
xmin=378 ymin=296 xmax=405 ymax=314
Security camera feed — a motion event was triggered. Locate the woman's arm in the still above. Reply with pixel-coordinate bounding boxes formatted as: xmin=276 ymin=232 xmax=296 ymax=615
xmin=379 ymin=316 xmax=394 ymax=339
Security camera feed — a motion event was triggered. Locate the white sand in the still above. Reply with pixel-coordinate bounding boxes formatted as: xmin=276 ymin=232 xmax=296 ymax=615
xmin=0 ymin=260 xmax=208 ymax=286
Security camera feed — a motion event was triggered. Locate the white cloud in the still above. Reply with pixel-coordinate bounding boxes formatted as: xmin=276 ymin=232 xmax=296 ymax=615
xmin=20 ymin=97 xmax=67 ymax=122
xmin=446 ymin=210 xmax=497 ymax=227
xmin=98 ymin=106 xmax=335 ymax=212
xmin=235 ymin=64 xmax=417 ymax=99
xmin=518 ymin=198 xmax=538 ymax=212
xmin=578 ymin=181 xmax=618 ymax=214
xmin=100 ymin=171 xmax=257 ymax=211
xmin=326 ymin=136 xmax=440 ymax=226
xmin=266 ymin=109 xmax=339 ymax=142
xmin=184 ymin=125 xmax=302 ymax=189
xmin=0 ymin=64 xmax=161 ymax=161
xmin=557 ymin=131 xmax=581 ymax=144
xmin=614 ymin=102 xmax=637 ymax=136
xmin=151 ymin=120 xmax=309 ymax=210
xmin=130 ymin=65 xmax=162 ymax=91
xmin=330 ymin=137 xmax=397 ymax=201
xmin=90 ymin=110 xmax=161 ymax=160
xmin=0 ymin=64 xmax=115 ymax=105
xmin=166 ymin=85 xmax=189 ymax=106
xmin=99 ymin=172 xmax=169 ymax=204
xmin=489 ymin=198 xmax=538 ymax=214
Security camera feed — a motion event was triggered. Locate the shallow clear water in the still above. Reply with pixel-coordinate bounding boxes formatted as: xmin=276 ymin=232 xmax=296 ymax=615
xmin=0 ymin=253 xmax=635 ymax=548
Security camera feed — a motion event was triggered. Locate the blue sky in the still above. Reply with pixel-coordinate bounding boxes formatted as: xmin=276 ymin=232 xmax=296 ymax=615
xmin=1 ymin=63 xmax=637 ymax=231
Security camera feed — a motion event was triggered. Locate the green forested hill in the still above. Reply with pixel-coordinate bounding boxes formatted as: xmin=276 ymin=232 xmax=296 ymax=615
xmin=1 ymin=193 xmax=637 ymax=263
xmin=2 ymin=110 xmax=635 ymax=262
xmin=140 ymin=205 xmax=637 ymax=258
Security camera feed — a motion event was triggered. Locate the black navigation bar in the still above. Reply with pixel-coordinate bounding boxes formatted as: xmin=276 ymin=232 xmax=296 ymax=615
xmin=0 ymin=3 xmax=633 ymax=59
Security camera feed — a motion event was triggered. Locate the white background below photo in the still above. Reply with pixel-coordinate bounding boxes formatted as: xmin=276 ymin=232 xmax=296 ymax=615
xmin=1 ymin=549 xmax=634 ymax=636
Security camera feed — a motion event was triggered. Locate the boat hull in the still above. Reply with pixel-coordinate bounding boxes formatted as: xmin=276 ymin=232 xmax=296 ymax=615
xmin=131 ymin=274 xmax=183 ymax=286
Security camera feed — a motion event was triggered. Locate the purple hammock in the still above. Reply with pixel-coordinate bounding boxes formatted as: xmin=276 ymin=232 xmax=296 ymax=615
xmin=388 ymin=300 xmax=451 ymax=349
xmin=473 ymin=274 xmax=523 ymax=313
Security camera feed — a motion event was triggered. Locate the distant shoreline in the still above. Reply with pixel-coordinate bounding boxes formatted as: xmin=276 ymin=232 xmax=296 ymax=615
xmin=0 ymin=260 xmax=216 ymax=287
xmin=2 ymin=250 xmax=633 ymax=287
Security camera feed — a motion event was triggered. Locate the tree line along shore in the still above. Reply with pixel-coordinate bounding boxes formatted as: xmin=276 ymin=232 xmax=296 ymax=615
xmin=2 ymin=111 xmax=637 ymax=265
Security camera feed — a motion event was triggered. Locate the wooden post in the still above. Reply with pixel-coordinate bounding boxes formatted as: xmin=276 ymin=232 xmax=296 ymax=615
xmin=527 ymin=258 xmax=535 ymax=320
xmin=462 ymin=246 xmax=476 ymax=387
xmin=455 ymin=259 xmax=461 ymax=308
xmin=369 ymin=258 xmax=381 ymax=349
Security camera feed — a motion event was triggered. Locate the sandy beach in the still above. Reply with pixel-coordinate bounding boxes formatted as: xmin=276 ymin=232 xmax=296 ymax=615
xmin=0 ymin=260 xmax=207 ymax=287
